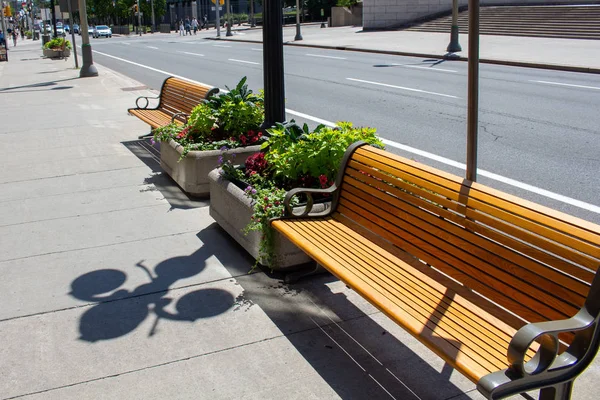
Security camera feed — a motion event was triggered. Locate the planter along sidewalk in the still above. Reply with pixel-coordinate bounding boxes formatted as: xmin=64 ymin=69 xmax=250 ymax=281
xmin=161 ymin=140 xmax=261 ymax=197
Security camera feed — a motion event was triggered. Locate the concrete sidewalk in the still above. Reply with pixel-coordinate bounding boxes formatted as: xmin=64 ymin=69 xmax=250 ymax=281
xmin=0 ymin=39 xmax=598 ymax=400
xmin=221 ymin=24 xmax=600 ymax=73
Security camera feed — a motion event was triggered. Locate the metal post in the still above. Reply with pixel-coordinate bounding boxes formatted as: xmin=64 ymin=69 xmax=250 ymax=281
xmin=66 ymin=0 xmax=78 ymax=68
xmin=447 ymin=0 xmax=461 ymax=53
xmin=137 ymin=0 xmax=142 ymax=35
xmin=294 ymin=0 xmax=302 ymax=40
xmin=215 ymin=0 xmax=220 ymax=37
xmin=50 ymin=0 xmax=57 ymax=37
xmin=225 ymin=0 xmax=231 ymax=36
xmin=466 ymin=0 xmax=479 ymax=181
xmin=151 ymin=0 xmax=155 ymax=33
xmin=261 ymin=0 xmax=285 ymax=130
xmin=250 ymin=0 xmax=255 ymax=27
xmin=78 ymin=0 xmax=98 ymax=76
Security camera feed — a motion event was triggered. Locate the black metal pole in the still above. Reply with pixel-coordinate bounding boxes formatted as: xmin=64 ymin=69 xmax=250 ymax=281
xmin=261 ymin=0 xmax=285 ymax=131
xmin=51 ymin=0 xmax=57 ymax=37
xmin=466 ymin=0 xmax=479 ymax=181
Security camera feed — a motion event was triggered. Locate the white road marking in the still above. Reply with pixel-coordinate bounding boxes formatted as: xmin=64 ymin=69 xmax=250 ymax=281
xmin=228 ymin=58 xmax=260 ymax=65
xmin=146 ymin=46 xmax=159 ymax=50
xmin=178 ymin=51 xmax=204 ymax=56
xmin=347 ymin=78 xmax=459 ymax=99
xmin=251 ymin=48 xmax=262 ymax=51
xmin=86 ymin=51 xmax=600 ymax=214
xmin=122 ymin=42 xmax=131 ymax=45
xmin=404 ymin=65 xmax=457 ymax=73
xmin=213 ymin=44 xmax=232 ymax=48
xmin=306 ymin=53 xmax=347 ymax=60
xmin=530 ymin=80 xmax=600 ymax=91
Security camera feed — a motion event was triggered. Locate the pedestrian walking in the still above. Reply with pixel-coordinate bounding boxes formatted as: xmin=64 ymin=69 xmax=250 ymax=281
xmin=185 ymin=18 xmax=191 ymax=35
xmin=11 ymin=29 xmax=17 ymax=47
xmin=192 ymin=18 xmax=198 ymax=35
xmin=203 ymin=15 xmax=208 ymax=30
xmin=179 ymin=20 xmax=184 ymax=36
xmin=0 ymin=30 xmax=5 ymax=48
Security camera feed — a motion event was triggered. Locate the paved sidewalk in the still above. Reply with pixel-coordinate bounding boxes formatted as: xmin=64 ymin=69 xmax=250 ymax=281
xmin=0 ymin=38 xmax=598 ymax=400
xmin=219 ymin=24 xmax=600 ymax=73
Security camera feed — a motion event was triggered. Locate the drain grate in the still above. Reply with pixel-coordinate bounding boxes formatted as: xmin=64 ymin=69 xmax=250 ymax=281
xmin=121 ymin=86 xmax=148 ymax=91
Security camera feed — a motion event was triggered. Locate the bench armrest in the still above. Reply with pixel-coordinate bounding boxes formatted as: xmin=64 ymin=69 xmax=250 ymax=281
xmin=135 ymin=95 xmax=160 ymax=109
xmin=283 ymin=185 xmax=338 ymax=218
xmin=478 ymin=273 xmax=600 ymax=399
xmin=171 ymin=112 xmax=189 ymax=124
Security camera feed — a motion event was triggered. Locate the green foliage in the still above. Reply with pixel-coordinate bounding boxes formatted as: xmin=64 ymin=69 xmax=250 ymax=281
xmin=188 ymin=103 xmax=217 ymax=136
xmin=264 ymin=120 xmax=383 ymax=184
xmin=44 ymin=37 xmax=72 ymax=50
xmin=336 ymin=0 xmax=359 ymax=7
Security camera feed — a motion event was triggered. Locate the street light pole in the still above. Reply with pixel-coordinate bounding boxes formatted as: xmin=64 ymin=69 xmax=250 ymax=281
xmin=225 ymin=0 xmax=231 ymax=36
xmin=215 ymin=0 xmax=220 ymax=37
xmin=446 ymin=0 xmax=461 ymax=53
xmin=294 ymin=0 xmax=302 ymax=40
xmin=78 ymin=0 xmax=98 ymax=77
xmin=151 ymin=0 xmax=155 ymax=33
xmin=137 ymin=0 xmax=141 ymax=35
xmin=250 ymin=0 xmax=255 ymax=27
xmin=261 ymin=0 xmax=285 ymax=130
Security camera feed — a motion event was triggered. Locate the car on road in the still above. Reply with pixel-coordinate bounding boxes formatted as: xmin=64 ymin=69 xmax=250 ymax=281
xmin=93 ymin=25 xmax=112 ymax=38
xmin=73 ymin=24 xmax=80 ymax=34
xmin=56 ymin=22 xmax=64 ymax=35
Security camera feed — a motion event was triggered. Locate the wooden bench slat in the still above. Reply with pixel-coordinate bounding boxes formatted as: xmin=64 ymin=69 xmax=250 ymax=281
xmin=273 ymin=217 xmax=514 ymax=381
xmin=309 ymin=218 xmax=518 ymax=363
xmin=356 ymin=147 xmax=600 ymax=256
xmin=345 ymin=161 xmax=591 ymax=299
xmin=351 ymin=151 xmax=600 ymax=270
xmin=343 ymin=169 xmax=588 ymax=309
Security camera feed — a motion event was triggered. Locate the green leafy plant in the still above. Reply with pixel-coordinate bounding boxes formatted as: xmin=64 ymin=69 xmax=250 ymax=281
xmin=220 ymin=120 xmax=383 ymax=269
xmin=336 ymin=0 xmax=359 ymax=7
xmin=152 ymin=77 xmax=265 ymax=159
xmin=44 ymin=37 xmax=72 ymax=50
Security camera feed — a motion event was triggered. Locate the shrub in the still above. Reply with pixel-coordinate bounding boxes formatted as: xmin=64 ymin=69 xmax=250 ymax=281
xmin=43 ymin=37 xmax=72 ymax=50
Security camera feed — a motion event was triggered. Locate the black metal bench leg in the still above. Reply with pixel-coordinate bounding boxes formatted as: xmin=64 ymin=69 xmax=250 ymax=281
xmin=539 ymin=381 xmax=573 ymax=400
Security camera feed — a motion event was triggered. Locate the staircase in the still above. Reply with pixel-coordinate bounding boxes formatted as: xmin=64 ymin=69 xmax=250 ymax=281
xmin=405 ymin=5 xmax=600 ymax=40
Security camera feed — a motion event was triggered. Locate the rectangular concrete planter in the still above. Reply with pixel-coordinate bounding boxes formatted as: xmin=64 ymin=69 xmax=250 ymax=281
xmin=160 ymin=139 xmax=261 ymax=198
xmin=43 ymin=48 xmax=70 ymax=58
xmin=208 ymin=169 xmax=326 ymax=270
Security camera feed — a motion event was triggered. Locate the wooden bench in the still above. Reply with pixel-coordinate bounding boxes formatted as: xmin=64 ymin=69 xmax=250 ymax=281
xmin=128 ymin=77 xmax=219 ymax=131
xmin=271 ymin=142 xmax=600 ymax=400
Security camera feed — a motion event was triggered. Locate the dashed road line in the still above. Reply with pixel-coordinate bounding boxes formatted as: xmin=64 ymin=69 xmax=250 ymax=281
xmin=347 ymin=78 xmax=459 ymax=99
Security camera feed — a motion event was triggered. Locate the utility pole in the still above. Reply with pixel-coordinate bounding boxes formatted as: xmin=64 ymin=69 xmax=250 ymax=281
xmin=250 ymin=0 xmax=254 ymax=27
xmin=261 ymin=0 xmax=285 ymax=130
xmin=214 ymin=0 xmax=220 ymax=37
xmin=66 ymin=0 xmax=78 ymax=68
xmin=151 ymin=0 xmax=155 ymax=33
xmin=137 ymin=0 xmax=141 ymax=35
xmin=50 ymin=0 xmax=57 ymax=37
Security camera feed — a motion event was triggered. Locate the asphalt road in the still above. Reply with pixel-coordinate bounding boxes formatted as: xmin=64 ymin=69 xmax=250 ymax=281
xmin=85 ymin=32 xmax=600 ymax=223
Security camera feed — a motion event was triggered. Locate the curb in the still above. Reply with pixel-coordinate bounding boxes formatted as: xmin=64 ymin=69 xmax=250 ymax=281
xmin=209 ymin=37 xmax=600 ymax=75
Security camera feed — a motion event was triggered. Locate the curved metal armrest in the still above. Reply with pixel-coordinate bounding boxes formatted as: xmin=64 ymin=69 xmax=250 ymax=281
xmin=507 ymin=309 xmax=596 ymax=377
xmin=171 ymin=112 xmax=189 ymax=124
xmin=283 ymin=185 xmax=338 ymax=218
xmin=135 ymin=95 xmax=160 ymax=109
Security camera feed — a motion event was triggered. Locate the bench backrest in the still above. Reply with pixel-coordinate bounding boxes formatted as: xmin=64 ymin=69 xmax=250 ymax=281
xmin=334 ymin=144 xmax=600 ymax=345
xmin=158 ymin=77 xmax=219 ymax=123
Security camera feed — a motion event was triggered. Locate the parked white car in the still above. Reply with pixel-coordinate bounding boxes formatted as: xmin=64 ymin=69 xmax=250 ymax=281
xmin=93 ymin=25 xmax=112 ymax=38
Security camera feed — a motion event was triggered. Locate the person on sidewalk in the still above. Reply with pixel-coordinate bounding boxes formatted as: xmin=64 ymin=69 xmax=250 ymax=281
xmin=179 ymin=20 xmax=184 ymax=36
xmin=192 ymin=18 xmax=198 ymax=35
xmin=0 ymin=30 xmax=5 ymax=48
xmin=185 ymin=18 xmax=191 ymax=35
xmin=203 ymin=15 xmax=208 ymax=30
xmin=11 ymin=29 xmax=17 ymax=47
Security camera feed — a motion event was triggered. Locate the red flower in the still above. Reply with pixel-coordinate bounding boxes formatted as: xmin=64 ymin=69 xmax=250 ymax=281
xmin=319 ymin=174 xmax=329 ymax=188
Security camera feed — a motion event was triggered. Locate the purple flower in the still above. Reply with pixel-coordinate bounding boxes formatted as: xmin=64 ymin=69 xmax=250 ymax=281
xmin=150 ymin=138 xmax=156 ymax=145
xmin=218 ymin=155 xmax=224 ymax=165
xmin=251 ymin=188 xmax=257 ymax=195
xmin=219 ymin=146 xmax=229 ymax=151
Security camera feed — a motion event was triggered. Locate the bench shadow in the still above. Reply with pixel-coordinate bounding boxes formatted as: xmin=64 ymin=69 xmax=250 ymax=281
xmin=198 ymin=224 xmax=474 ymax=399
xmin=121 ymin=138 xmax=210 ymax=210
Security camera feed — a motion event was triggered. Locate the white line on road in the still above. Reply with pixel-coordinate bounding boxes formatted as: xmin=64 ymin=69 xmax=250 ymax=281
xmin=306 ymin=53 xmax=347 ymax=60
xmin=178 ymin=51 xmax=204 ymax=56
xmin=228 ymin=58 xmax=260 ymax=65
xmin=146 ymin=46 xmax=159 ymax=50
xmin=251 ymin=48 xmax=263 ymax=51
xmin=404 ymin=65 xmax=457 ymax=73
xmin=122 ymin=42 xmax=131 ymax=45
xmin=347 ymin=78 xmax=459 ymax=99
xmin=213 ymin=44 xmax=232 ymax=48
xmin=87 ymin=51 xmax=600 ymax=215
xmin=530 ymin=80 xmax=600 ymax=91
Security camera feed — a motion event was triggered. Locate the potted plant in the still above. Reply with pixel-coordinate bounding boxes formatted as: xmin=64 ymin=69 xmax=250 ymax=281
xmin=209 ymin=120 xmax=384 ymax=270
xmin=42 ymin=37 xmax=71 ymax=58
xmin=153 ymin=77 xmax=264 ymax=197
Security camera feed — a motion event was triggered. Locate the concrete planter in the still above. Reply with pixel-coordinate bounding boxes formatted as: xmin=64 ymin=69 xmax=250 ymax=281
xmin=160 ymin=139 xmax=261 ymax=197
xmin=43 ymin=48 xmax=70 ymax=58
xmin=209 ymin=169 xmax=328 ymax=270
